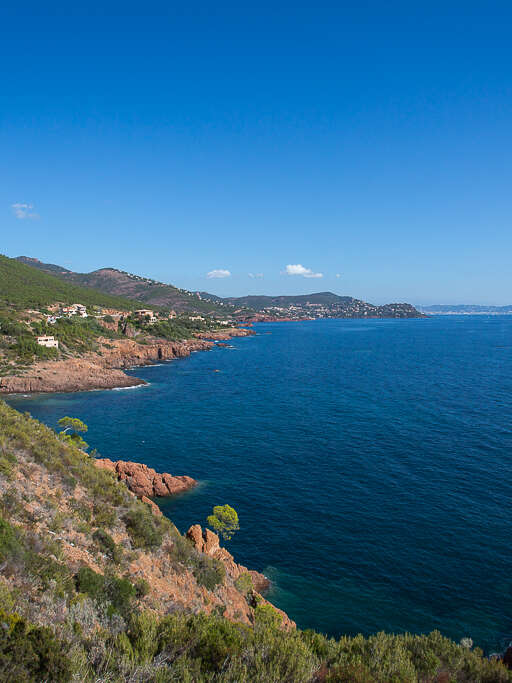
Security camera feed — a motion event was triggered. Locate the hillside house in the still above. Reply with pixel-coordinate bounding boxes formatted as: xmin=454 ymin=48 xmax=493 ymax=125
xmin=37 ymin=336 xmax=59 ymax=349
xmin=134 ymin=309 xmax=157 ymax=323
xmin=62 ymin=304 xmax=88 ymax=318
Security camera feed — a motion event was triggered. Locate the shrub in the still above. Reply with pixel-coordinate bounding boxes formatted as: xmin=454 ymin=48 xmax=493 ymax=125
xmin=167 ymin=533 xmax=195 ymax=566
xmin=191 ymin=553 xmax=225 ymax=591
xmin=76 ymin=567 xmax=105 ymax=602
xmin=123 ymin=506 xmax=163 ymax=549
xmin=134 ymin=578 xmax=150 ymax=599
xmin=0 ymin=451 xmax=16 ymax=480
xmin=104 ymin=575 xmax=136 ymax=614
xmin=93 ymin=502 xmax=117 ymax=528
xmin=92 ymin=529 xmax=122 ymax=563
xmin=0 ymin=611 xmax=71 ymax=682
xmin=235 ymin=572 xmax=254 ymax=595
xmin=75 ymin=567 xmax=136 ymax=617
xmin=0 ymin=515 xmax=22 ymax=562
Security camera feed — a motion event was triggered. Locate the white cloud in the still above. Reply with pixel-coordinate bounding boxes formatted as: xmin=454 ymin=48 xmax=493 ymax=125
xmin=336 ymin=273 xmax=341 ymax=278
xmin=248 ymin=272 xmax=263 ymax=279
xmin=11 ymin=202 xmax=39 ymax=220
xmin=206 ymin=269 xmax=231 ymax=279
xmin=284 ymin=263 xmax=323 ymax=279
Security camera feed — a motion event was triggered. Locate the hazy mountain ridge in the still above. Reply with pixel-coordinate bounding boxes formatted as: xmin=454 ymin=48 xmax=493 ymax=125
xmin=418 ymin=304 xmax=512 ymax=314
xmin=205 ymin=291 xmax=424 ymax=319
xmin=16 ymin=257 xmax=423 ymax=319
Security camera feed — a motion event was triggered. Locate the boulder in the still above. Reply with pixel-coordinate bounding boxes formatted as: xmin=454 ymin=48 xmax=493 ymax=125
xmin=95 ymin=458 xmax=197 ymax=501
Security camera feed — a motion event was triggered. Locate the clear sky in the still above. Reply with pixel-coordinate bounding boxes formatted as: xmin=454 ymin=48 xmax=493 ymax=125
xmin=1 ymin=2 xmax=511 ymax=304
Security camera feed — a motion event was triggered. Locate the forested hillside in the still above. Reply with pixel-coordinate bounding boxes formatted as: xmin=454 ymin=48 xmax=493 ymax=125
xmin=1 ymin=255 xmax=143 ymax=311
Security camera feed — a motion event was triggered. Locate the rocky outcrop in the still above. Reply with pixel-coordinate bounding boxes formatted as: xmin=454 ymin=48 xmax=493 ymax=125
xmin=0 ymin=326 xmax=257 ymax=395
xmin=98 ymin=337 xmax=214 ymax=370
xmin=0 ymin=359 xmax=144 ymax=394
xmin=0 ymin=337 xmax=214 ymax=394
xmin=186 ymin=525 xmax=294 ymax=630
xmin=95 ymin=458 xmax=196 ymax=499
xmin=194 ymin=328 xmax=255 ymax=341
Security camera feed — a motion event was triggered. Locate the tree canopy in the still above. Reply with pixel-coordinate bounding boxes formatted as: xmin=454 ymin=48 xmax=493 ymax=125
xmin=206 ymin=504 xmax=240 ymax=541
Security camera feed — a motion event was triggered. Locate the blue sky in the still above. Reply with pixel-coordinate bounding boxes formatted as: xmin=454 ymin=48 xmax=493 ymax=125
xmin=1 ymin=2 xmax=511 ymax=304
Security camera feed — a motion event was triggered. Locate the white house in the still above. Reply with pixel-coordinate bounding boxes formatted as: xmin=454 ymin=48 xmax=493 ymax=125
xmin=37 ymin=336 xmax=59 ymax=349
xmin=62 ymin=304 xmax=88 ymax=318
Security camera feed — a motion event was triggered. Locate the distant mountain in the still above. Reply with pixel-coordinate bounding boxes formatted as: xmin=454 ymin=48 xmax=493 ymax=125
xmin=201 ymin=291 xmax=423 ymax=319
xmin=220 ymin=292 xmax=355 ymax=309
xmin=15 ymin=258 xmax=423 ymax=320
xmin=417 ymin=304 xmax=512 ymax=314
xmin=15 ymin=258 xmax=234 ymax=317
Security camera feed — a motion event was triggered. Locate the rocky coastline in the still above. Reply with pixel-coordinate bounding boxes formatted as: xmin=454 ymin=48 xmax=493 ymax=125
xmin=92 ymin=455 xmax=292 ymax=627
xmin=0 ymin=327 xmax=254 ymax=394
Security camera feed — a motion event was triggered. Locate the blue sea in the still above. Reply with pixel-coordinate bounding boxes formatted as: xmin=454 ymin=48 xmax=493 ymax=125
xmin=6 ymin=316 xmax=512 ymax=652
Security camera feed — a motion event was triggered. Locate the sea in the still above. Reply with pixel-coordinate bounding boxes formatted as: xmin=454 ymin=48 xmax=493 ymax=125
xmin=6 ymin=316 xmax=512 ymax=653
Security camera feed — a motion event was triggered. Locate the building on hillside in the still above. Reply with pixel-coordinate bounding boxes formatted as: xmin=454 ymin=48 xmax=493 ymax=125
xmin=62 ymin=304 xmax=88 ymax=318
xmin=188 ymin=315 xmax=205 ymax=322
xmin=37 ymin=336 xmax=59 ymax=349
xmin=168 ymin=310 xmax=177 ymax=319
xmin=74 ymin=304 xmax=88 ymax=317
xmin=134 ymin=309 xmax=157 ymax=323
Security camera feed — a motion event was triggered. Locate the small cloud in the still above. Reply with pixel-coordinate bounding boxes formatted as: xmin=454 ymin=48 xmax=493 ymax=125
xmin=206 ymin=269 xmax=231 ymax=279
xmin=11 ymin=202 xmax=39 ymax=220
xmin=248 ymin=272 xmax=264 ymax=279
xmin=336 ymin=273 xmax=341 ymax=278
xmin=284 ymin=263 xmax=323 ymax=279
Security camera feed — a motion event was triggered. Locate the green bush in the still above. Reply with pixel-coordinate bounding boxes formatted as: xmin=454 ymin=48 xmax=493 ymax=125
xmin=0 ymin=451 xmax=16 ymax=480
xmin=75 ymin=567 xmax=135 ymax=616
xmin=191 ymin=553 xmax=226 ymax=591
xmin=75 ymin=567 xmax=104 ymax=602
xmin=0 ymin=611 xmax=71 ymax=682
xmin=134 ymin=578 xmax=150 ymax=599
xmin=0 ymin=515 xmax=23 ymax=563
xmin=235 ymin=572 xmax=254 ymax=595
xmin=92 ymin=529 xmax=122 ymax=563
xmin=123 ymin=506 xmax=164 ymax=549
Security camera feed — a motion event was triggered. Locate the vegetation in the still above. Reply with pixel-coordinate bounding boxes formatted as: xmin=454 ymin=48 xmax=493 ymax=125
xmin=0 ymin=254 xmax=144 ymax=311
xmin=0 ymin=400 xmax=509 ymax=681
xmin=15 ymin=257 xmax=237 ymax=316
xmin=207 ymin=504 xmax=240 ymax=540
xmin=58 ymin=416 xmax=89 ymax=450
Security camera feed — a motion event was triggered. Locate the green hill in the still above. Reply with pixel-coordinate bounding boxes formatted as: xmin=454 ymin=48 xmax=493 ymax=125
xmin=16 ymin=257 xmax=236 ymax=316
xmin=215 ymin=291 xmax=423 ymax=319
xmin=1 ymin=255 xmax=145 ymax=312
xmin=221 ymin=291 xmax=355 ymax=309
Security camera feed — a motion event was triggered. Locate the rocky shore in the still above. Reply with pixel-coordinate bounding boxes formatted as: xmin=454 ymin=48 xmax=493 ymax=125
xmin=92 ymin=455 xmax=292 ymax=627
xmin=95 ymin=458 xmax=196 ymax=515
xmin=194 ymin=327 xmax=256 ymax=341
xmin=0 ymin=328 xmax=253 ymax=394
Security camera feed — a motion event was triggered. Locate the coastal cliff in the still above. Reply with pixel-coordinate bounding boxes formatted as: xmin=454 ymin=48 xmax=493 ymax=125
xmin=0 ymin=401 xmax=510 ymax=680
xmin=0 ymin=401 xmax=292 ymax=631
xmin=0 ymin=329 xmax=253 ymax=394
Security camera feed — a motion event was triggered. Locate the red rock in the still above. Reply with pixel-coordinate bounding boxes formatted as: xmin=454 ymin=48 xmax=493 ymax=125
xmin=141 ymin=496 xmax=162 ymax=516
xmin=187 ymin=524 xmax=204 ymax=551
xmin=186 ymin=524 xmax=295 ymax=630
xmin=95 ymin=458 xmax=116 ymax=473
xmin=203 ymin=528 xmax=220 ymax=555
xmin=94 ymin=458 xmax=197 ymax=500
